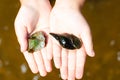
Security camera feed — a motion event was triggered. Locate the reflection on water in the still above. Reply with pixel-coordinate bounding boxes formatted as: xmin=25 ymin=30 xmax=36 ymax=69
xmin=0 ymin=0 xmax=120 ymax=80
xmin=117 ymin=51 xmax=120 ymax=61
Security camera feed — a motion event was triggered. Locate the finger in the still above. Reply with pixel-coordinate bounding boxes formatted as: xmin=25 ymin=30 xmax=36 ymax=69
xmin=46 ymin=35 xmax=53 ymax=60
xmin=53 ymin=43 xmax=61 ymax=69
xmin=23 ymin=51 xmax=38 ymax=73
xmin=76 ymin=46 xmax=86 ymax=79
xmin=60 ymin=48 xmax=68 ymax=79
xmin=81 ymin=29 xmax=95 ymax=57
xmin=68 ymin=50 xmax=76 ymax=80
xmin=41 ymin=48 xmax=52 ymax=72
xmin=33 ymin=51 xmax=47 ymax=77
xmin=14 ymin=22 xmax=28 ymax=52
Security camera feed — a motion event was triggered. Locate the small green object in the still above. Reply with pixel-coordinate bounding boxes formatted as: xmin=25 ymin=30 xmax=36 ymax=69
xmin=28 ymin=31 xmax=45 ymax=53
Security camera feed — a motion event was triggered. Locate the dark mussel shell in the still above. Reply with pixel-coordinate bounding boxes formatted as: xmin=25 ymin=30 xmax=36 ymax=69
xmin=28 ymin=31 xmax=45 ymax=53
xmin=50 ymin=33 xmax=82 ymax=50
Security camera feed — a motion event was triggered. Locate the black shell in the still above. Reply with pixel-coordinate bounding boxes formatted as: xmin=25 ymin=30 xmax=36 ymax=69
xmin=50 ymin=33 xmax=82 ymax=50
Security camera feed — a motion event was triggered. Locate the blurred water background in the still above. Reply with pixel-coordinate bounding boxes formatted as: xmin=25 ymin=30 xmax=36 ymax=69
xmin=0 ymin=0 xmax=120 ymax=80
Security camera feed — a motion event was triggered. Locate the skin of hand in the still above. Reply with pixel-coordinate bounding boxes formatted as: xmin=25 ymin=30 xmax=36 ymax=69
xmin=14 ymin=0 xmax=53 ymax=76
xmin=50 ymin=0 xmax=95 ymax=80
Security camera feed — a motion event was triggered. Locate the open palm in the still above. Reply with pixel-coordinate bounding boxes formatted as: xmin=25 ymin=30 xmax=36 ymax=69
xmin=14 ymin=4 xmax=52 ymax=76
xmin=50 ymin=6 xmax=95 ymax=80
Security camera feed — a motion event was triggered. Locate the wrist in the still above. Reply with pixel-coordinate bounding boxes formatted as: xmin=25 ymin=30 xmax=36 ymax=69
xmin=20 ymin=0 xmax=50 ymax=11
xmin=55 ymin=0 xmax=85 ymax=10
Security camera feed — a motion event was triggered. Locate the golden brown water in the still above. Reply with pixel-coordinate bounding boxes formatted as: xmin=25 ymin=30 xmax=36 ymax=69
xmin=0 ymin=0 xmax=120 ymax=80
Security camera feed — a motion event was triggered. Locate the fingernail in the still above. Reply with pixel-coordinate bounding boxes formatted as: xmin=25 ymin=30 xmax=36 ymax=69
xmin=20 ymin=47 xmax=23 ymax=52
xmin=20 ymin=44 xmax=27 ymax=52
xmin=56 ymin=65 xmax=60 ymax=69
xmin=76 ymin=75 xmax=82 ymax=79
xmin=76 ymin=71 xmax=83 ymax=79
xmin=46 ymin=67 xmax=52 ymax=72
xmin=61 ymin=75 xmax=67 ymax=80
xmin=40 ymin=71 xmax=47 ymax=77
xmin=21 ymin=46 xmax=25 ymax=52
xmin=47 ymin=55 xmax=52 ymax=60
xmin=91 ymin=50 xmax=95 ymax=57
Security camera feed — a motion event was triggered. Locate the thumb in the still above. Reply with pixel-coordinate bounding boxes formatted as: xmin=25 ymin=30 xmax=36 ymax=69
xmin=14 ymin=22 xmax=28 ymax=52
xmin=81 ymin=28 xmax=95 ymax=57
